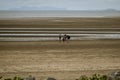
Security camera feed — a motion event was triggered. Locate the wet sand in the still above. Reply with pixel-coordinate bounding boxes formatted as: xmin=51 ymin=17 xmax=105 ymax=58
xmin=0 ymin=40 xmax=120 ymax=80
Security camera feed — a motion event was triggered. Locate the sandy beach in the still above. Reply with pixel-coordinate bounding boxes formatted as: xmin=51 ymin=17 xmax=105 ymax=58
xmin=0 ymin=17 xmax=120 ymax=80
xmin=0 ymin=40 xmax=120 ymax=80
xmin=0 ymin=17 xmax=120 ymax=28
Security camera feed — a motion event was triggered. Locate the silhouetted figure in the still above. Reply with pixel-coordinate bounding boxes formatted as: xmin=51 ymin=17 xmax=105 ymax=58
xmin=66 ymin=35 xmax=71 ymax=40
xmin=62 ymin=34 xmax=67 ymax=42
xmin=62 ymin=34 xmax=71 ymax=42
xmin=59 ymin=34 xmax=62 ymax=41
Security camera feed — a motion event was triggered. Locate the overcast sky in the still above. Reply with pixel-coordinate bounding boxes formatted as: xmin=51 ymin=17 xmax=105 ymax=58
xmin=0 ymin=0 xmax=120 ymax=10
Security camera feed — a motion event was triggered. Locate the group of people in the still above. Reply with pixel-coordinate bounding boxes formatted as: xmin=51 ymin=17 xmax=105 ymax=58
xmin=59 ymin=34 xmax=71 ymax=42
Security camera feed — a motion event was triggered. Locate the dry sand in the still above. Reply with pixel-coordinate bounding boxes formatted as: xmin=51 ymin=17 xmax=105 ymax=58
xmin=0 ymin=17 xmax=120 ymax=28
xmin=0 ymin=40 xmax=120 ymax=80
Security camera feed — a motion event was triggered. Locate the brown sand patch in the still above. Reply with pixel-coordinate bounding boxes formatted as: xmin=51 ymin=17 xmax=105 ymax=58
xmin=0 ymin=40 xmax=120 ymax=80
xmin=0 ymin=17 xmax=120 ymax=28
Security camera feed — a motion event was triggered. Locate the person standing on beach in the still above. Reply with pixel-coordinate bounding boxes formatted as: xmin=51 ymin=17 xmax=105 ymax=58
xmin=62 ymin=34 xmax=71 ymax=42
xmin=59 ymin=34 xmax=62 ymax=41
xmin=67 ymin=35 xmax=71 ymax=41
xmin=62 ymin=34 xmax=67 ymax=42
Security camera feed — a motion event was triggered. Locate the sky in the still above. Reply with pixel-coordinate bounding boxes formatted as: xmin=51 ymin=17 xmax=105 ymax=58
xmin=0 ymin=0 xmax=120 ymax=10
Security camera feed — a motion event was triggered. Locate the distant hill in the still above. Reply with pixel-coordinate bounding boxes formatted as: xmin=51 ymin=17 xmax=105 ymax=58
xmin=10 ymin=6 xmax=66 ymax=10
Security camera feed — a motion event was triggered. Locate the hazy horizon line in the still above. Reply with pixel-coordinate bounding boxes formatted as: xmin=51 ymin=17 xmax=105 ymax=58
xmin=0 ymin=9 xmax=120 ymax=11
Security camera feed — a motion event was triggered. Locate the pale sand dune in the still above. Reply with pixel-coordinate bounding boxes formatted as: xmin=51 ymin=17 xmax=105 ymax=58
xmin=0 ymin=40 xmax=120 ymax=80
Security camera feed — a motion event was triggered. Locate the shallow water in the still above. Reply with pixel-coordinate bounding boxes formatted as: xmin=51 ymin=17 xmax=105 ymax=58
xmin=0 ymin=28 xmax=120 ymax=41
xmin=0 ymin=34 xmax=120 ymax=41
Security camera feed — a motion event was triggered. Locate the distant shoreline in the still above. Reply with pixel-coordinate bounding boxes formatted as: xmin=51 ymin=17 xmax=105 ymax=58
xmin=0 ymin=10 xmax=120 ymax=18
